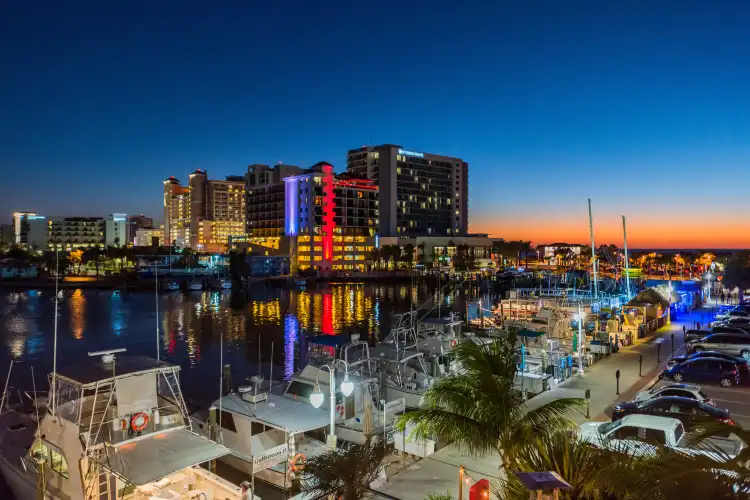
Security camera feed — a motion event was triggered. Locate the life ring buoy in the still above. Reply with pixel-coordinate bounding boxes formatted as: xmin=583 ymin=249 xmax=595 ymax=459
xmin=450 ymin=339 xmax=458 ymax=348
xmin=130 ymin=412 xmax=149 ymax=432
xmin=336 ymin=405 xmax=345 ymax=418
xmin=290 ymin=453 xmax=306 ymax=472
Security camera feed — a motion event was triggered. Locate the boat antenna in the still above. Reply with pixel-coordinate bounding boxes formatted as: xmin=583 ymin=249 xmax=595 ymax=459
xmin=30 ymin=366 xmax=41 ymax=428
xmin=269 ymin=341 xmax=274 ymax=391
xmin=0 ymin=358 xmax=14 ymax=415
xmin=218 ymin=324 xmax=223 ymax=443
xmin=51 ymin=247 xmax=60 ymax=417
xmin=588 ymin=198 xmax=598 ymax=299
xmin=622 ymin=215 xmax=632 ymax=300
xmin=155 ymin=261 xmax=160 ymax=360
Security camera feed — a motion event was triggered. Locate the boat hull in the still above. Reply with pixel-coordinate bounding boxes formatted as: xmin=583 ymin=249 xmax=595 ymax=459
xmin=0 ymin=457 xmax=45 ymax=500
xmin=384 ymin=385 xmax=424 ymax=409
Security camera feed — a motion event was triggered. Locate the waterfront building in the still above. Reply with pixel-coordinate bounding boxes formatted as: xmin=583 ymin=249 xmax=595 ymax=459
xmin=12 ymin=211 xmax=49 ymax=248
xmin=48 ymin=216 xmax=105 ymax=250
xmin=284 ymin=162 xmax=378 ymax=272
xmin=127 ymin=214 xmax=153 ymax=245
xmin=245 ymin=163 xmax=303 ymax=250
xmin=105 ymin=213 xmax=128 ymax=247
xmin=163 ymin=170 xmax=245 ymax=251
xmin=135 ymin=226 xmax=164 ymax=247
xmin=346 ymin=144 xmax=468 ymax=237
xmin=379 ymin=235 xmax=494 ymax=269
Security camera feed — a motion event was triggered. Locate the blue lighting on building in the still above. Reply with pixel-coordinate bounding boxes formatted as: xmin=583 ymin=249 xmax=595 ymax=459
xmin=398 ymin=148 xmax=424 ymax=158
xmin=284 ymin=177 xmax=299 ymax=236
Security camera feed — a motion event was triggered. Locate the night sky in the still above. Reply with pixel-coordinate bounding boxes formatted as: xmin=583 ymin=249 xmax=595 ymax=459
xmin=2 ymin=1 xmax=749 ymax=248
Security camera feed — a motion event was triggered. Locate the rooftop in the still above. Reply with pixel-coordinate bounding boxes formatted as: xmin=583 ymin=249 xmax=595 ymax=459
xmin=55 ymin=355 xmax=178 ymax=387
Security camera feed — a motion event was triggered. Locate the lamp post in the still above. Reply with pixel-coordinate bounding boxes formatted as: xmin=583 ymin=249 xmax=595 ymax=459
xmin=667 ymin=282 xmax=673 ymax=326
xmin=309 ymin=359 xmax=353 ymax=449
xmin=574 ymin=309 xmax=585 ymax=375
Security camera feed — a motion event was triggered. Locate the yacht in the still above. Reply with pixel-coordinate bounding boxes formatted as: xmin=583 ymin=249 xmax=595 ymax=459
xmin=0 ymin=349 xmax=256 ymax=500
xmin=199 ymin=341 xmax=400 ymax=493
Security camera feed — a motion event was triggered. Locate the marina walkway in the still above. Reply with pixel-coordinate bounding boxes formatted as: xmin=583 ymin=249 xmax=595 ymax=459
xmin=376 ymin=300 xmax=718 ymax=500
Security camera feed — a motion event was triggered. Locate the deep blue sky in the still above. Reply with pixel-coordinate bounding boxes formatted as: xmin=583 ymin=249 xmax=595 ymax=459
xmin=2 ymin=1 xmax=750 ymax=247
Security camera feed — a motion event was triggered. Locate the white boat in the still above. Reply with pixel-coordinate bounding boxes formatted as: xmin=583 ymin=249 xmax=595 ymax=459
xmin=188 ymin=279 xmax=203 ymax=291
xmin=220 ymin=279 xmax=232 ymax=290
xmin=200 ymin=342 xmax=405 ymax=491
xmin=0 ymin=350 xmax=258 ymax=500
xmin=165 ymin=280 xmax=180 ymax=291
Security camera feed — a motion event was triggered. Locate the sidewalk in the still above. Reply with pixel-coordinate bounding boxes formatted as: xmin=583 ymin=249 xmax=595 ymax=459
xmin=551 ymin=300 xmax=718 ymax=423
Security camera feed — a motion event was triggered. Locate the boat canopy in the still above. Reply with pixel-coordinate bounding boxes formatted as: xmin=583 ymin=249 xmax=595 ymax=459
xmin=220 ymin=392 xmax=330 ymax=434
xmin=518 ymin=329 xmax=545 ymax=338
xmin=93 ymin=428 xmax=229 ymax=485
xmin=54 ymin=356 xmax=178 ymax=388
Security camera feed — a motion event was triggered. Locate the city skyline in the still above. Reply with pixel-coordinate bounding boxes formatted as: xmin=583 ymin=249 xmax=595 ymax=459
xmin=2 ymin=1 xmax=750 ymax=248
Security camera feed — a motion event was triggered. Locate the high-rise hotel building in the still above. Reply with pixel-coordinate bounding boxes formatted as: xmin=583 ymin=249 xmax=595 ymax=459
xmin=163 ymin=170 xmax=245 ymax=251
xmin=346 ymin=145 xmax=468 ymax=237
xmin=284 ymin=163 xmax=378 ymax=272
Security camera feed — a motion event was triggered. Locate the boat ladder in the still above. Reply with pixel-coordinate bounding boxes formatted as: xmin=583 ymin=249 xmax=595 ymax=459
xmin=162 ymin=367 xmax=192 ymax=430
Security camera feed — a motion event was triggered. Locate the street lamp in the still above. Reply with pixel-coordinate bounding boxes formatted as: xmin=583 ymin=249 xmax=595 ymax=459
xmin=667 ymin=283 xmax=673 ymax=326
xmin=574 ymin=310 xmax=585 ymax=375
xmin=309 ymin=359 xmax=353 ymax=449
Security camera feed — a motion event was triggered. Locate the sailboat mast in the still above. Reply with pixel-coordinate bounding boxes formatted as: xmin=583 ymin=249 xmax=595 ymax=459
xmin=155 ymin=263 xmax=160 ymax=360
xmin=622 ymin=215 xmax=632 ymax=300
xmin=588 ymin=198 xmax=598 ymax=298
xmin=51 ymin=248 xmax=60 ymax=415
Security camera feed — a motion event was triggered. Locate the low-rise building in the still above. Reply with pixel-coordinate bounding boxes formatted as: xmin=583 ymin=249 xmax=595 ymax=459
xmin=378 ymin=235 xmax=494 ymax=269
xmin=48 ymin=217 xmax=105 ymax=250
xmin=127 ymin=214 xmax=154 ymax=245
xmin=105 ymin=213 xmax=128 ymax=247
xmin=135 ymin=227 xmax=164 ymax=247
xmin=12 ymin=212 xmax=49 ymax=249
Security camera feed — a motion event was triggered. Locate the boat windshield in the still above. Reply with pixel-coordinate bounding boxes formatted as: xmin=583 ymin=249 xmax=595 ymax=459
xmin=598 ymin=420 xmax=622 ymax=435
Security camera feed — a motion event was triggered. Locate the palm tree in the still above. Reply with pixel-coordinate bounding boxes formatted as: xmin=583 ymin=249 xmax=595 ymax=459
xmin=395 ymin=336 xmax=585 ymax=469
xmin=495 ymin=430 xmax=740 ymax=500
xmin=300 ymin=438 xmax=389 ymax=500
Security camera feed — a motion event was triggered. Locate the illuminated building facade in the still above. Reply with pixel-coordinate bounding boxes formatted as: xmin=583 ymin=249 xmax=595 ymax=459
xmin=105 ymin=213 xmax=128 ymax=247
xmin=163 ymin=170 xmax=245 ymax=250
xmin=246 ymin=163 xmax=303 ymax=249
xmin=346 ymin=144 xmax=468 ymax=237
xmin=127 ymin=214 xmax=153 ymax=245
xmin=135 ymin=227 xmax=164 ymax=247
xmin=12 ymin=211 xmax=49 ymax=248
xmin=284 ymin=162 xmax=378 ymax=272
xmin=48 ymin=217 xmax=105 ymax=250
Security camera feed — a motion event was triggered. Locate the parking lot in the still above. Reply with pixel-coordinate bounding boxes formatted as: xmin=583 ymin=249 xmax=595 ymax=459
xmin=644 ymin=379 xmax=750 ymax=428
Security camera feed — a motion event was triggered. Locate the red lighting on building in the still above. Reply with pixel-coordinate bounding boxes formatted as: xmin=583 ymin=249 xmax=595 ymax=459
xmin=322 ymin=164 xmax=335 ymax=263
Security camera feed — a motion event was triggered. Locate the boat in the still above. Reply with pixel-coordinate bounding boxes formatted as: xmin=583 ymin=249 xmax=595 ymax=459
xmin=187 ymin=278 xmax=203 ymax=291
xmin=198 ymin=340 xmax=406 ymax=492
xmin=219 ymin=279 xmax=232 ymax=290
xmin=0 ymin=349 xmax=258 ymax=500
xmin=165 ymin=280 xmax=180 ymax=291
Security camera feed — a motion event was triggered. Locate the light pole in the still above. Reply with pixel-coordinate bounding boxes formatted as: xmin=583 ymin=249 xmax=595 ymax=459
xmin=309 ymin=359 xmax=354 ymax=449
xmin=667 ymin=282 xmax=673 ymax=326
xmin=574 ymin=309 xmax=585 ymax=374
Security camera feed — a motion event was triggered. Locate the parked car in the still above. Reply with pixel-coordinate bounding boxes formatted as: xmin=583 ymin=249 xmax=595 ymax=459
xmin=634 ymin=383 xmax=714 ymax=405
xmin=710 ymin=326 xmax=750 ymax=335
xmin=689 ymin=333 xmax=750 ymax=359
xmin=668 ymin=350 xmax=749 ymax=372
xmin=717 ymin=309 xmax=750 ymax=321
xmin=578 ymin=415 xmax=743 ymax=459
xmin=611 ymin=396 xmax=734 ymax=432
xmin=661 ymin=357 xmax=740 ymax=387
xmin=684 ymin=329 xmax=711 ymax=342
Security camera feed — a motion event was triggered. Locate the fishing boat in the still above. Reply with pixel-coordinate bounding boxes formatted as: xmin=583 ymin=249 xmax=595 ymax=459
xmin=0 ymin=349 xmax=258 ymax=500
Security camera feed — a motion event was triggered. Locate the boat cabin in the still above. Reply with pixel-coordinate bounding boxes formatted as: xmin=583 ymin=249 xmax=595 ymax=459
xmin=0 ymin=350 xmax=253 ymax=500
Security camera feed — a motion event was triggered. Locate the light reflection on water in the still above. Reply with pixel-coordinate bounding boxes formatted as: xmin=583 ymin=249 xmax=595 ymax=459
xmin=0 ymin=282 xmax=469 ymax=403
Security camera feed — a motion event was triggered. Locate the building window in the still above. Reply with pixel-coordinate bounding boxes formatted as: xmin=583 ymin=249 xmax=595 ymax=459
xmin=219 ymin=410 xmax=237 ymax=432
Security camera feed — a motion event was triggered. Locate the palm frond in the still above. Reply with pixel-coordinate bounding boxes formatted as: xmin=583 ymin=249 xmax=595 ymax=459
xmin=301 ymin=440 xmax=390 ymax=500
xmin=397 ymin=408 xmax=501 ymax=456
